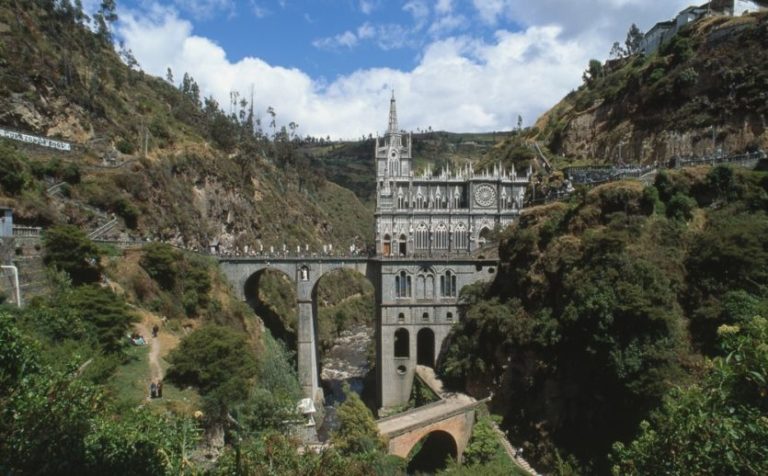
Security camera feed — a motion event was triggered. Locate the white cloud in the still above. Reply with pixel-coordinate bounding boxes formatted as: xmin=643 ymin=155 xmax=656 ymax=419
xmin=118 ymin=5 xmax=595 ymax=139
xmin=115 ymin=0 xmax=702 ymax=140
xmin=172 ymin=0 xmax=234 ymax=19
xmin=472 ymin=0 xmax=506 ymax=25
xmin=359 ymin=0 xmax=377 ymax=15
xmin=403 ymin=0 xmax=430 ymax=26
xmin=435 ymin=0 xmax=453 ymax=15
xmin=312 ymin=30 xmax=360 ymax=49
xmin=313 ymin=22 xmax=417 ymax=51
xmin=250 ymin=1 xmax=270 ymax=18
xmin=428 ymin=13 xmax=467 ymax=37
xmin=472 ymin=0 xmax=691 ymax=40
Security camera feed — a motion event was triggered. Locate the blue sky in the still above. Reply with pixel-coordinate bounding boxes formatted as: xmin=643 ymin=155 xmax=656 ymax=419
xmin=104 ymin=1 xmax=692 ymax=138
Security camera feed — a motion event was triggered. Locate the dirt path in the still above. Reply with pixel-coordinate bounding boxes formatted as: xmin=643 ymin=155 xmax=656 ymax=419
xmin=134 ymin=311 xmax=180 ymax=382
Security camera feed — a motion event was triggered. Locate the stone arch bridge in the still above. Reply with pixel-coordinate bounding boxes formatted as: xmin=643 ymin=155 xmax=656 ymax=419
xmin=219 ymin=256 xmax=375 ymax=400
xmin=218 ymin=255 xmax=498 ymax=406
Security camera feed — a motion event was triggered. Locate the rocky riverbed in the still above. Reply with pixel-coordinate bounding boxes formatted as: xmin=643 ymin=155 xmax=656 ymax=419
xmin=317 ymin=325 xmax=372 ymax=441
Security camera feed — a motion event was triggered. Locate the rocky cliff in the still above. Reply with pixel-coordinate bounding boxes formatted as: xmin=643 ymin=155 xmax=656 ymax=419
xmin=533 ymin=12 xmax=768 ymax=165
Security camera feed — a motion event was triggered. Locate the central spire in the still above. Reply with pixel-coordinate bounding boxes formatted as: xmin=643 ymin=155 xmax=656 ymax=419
xmin=387 ymin=90 xmax=399 ymax=135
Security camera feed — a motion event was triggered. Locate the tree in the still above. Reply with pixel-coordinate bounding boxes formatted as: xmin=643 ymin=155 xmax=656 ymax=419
xmin=140 ymin=243 xmax=179 ymax=291
xmin=612 ymin=317 xmax=768 ymax=475
xmin=166 ymin=325 xmax=258 ymax=416
xmin=0 ymin=141 xmax=28 ymax=194
xmin=609 ymin=41 xmax=626 ymax=60
xmin=332 ymin=385 xmax=383 ymax=455
xmin=43 ymin=225 xmax=102 ymax=285
xmin=624 ymin=23 xmax=644 ymax=55
xmin=65 ymin=285 xmax=137 ymax=354
xmin=582 ymin=59 xmax=604 ymax=86
xmin=93 ymin=0 xmax=118 ymax=43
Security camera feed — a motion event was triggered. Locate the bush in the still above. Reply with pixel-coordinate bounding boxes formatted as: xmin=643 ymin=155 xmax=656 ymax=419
xmin=140 ymin=243 xmax=179 ymax=291
xmin=43 ymin=225 xmax=102 ymax=285
xmin=166 ymin=325 xmax=258 ymax=415
xmin=115 ymin=139 xmax=135 ymax=155
xmin=113 ymin=197 xmax=139 ymax=229
xmin=0 ymin=141 xmax=28 ymax=194
xmin=666 ymin=192 xmax=696 ymax=221
xmin=65 ymin=285 xmax=137 ymax=354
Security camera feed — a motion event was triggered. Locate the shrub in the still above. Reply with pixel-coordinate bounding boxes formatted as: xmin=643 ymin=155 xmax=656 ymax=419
xmin=140 ymin=243 xmax=179 ymax=291
xmin=0 ymin=141 xmax=28 ymax=193
xmin=666 ymin=192 xmax=696 ymax=221
xmin=166 ymin=325 xmax=258 ymax=415
xmin=115 ymin=139 xmax=135 ymax=155
xmin=43 ymin=225 xmax=102 ymax=285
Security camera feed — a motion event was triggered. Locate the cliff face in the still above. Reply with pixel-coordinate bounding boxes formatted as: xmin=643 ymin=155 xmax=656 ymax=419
xmin=534 ymin=12 xmax=768 ymax=165
xmin=0 ymin=1 xmax=371 ymax=252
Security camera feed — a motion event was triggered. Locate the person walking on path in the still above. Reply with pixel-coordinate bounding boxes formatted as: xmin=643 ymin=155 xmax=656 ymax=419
xmin=150 ymin=381 xmax=157 ymax=399
xmin=152 ymin=324 xmax=159 ymax=338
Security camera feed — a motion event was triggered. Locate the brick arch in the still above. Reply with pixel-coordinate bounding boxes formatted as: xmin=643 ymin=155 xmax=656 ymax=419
xmin=385 ymin=410 xmax=474 ymax=461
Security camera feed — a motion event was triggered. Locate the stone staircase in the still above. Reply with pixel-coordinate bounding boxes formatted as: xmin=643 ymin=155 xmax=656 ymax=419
xmin=489 ymin=420 xmax=542 ymax=476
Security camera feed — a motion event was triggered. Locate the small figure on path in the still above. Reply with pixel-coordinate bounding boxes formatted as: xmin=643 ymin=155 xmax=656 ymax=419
xmin=157 ymin=381 xmax=163 ymax=398
xmin=150 ymin=381 xmax=158 ymax=399
xmin=152 ymin=324 xmax=159 ymax=338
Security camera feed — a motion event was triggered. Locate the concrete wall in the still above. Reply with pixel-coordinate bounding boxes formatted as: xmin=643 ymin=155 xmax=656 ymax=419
xmin=376 ymin=259 xmax=498 ymax=410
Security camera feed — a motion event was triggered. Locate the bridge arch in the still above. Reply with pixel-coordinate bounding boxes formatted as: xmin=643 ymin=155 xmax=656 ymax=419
xmin=311 ymin=267 xmax=375 ymax=353
xmin=243 ymin=268 xmax=298 ymax=350
xmin=406 ymin=430 xmax=458 ymax=473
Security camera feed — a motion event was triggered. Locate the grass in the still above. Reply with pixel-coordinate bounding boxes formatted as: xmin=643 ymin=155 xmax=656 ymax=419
xmin=108 ymin=341 xmax=201 ymax=415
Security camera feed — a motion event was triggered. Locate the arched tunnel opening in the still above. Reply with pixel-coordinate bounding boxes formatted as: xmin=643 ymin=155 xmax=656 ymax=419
xmin=244 ymin=269 xmax=298 ymax=353
xmin=406 ymin=430 xmax=458 ymax=474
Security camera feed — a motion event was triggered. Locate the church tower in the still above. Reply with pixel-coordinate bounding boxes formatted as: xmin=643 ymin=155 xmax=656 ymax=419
xmin=376 ymin=92 xmax=412 ymax=187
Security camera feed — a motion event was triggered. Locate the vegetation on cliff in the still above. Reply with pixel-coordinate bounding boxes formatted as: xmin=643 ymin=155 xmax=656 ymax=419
xmin=0 ymin=0 xmax=371 ymax=251
xmin=526 ymin=12 xmax=768 ymax=165
xmin=440 ymin=165 xmax=768 ymax=473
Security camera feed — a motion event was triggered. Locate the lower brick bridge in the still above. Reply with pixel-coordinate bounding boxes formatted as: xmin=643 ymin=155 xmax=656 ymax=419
xmin=376 ymin=365 xmax=486 ymax=462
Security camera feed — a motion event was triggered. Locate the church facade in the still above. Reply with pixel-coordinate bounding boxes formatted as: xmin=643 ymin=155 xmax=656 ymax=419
xmin=374 ymin=94 xmax=531 ymax=410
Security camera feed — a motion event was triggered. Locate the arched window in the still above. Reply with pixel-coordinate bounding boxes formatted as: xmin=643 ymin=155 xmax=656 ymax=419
xmin=394 ymin=328 xmax=409 ymax=357
xmin=446 ymin=312 xmax=454 ymax=321
xmin=399 ymin=234 xmax=408 ymax=256
xmin=434 ymin=223 xmax=448 ymax=249
xmin=396 ymin=271 xmax=412 ymax=298
xmin=383 ymin=234 xmax=392 ymax=256
xmin=479 ymin=227 xmax=492 ymax=245
xmin=398 ymin=312 xmax=406 ymax=323
xmin=415 ymin=223 xmax=429 ymax=250
xmin=440 ymin=271 xmax=457 ymax=297
xmin=454 ymin=223 xmax=468 ymax=251
xmin=422 ymin=312 xmax=429 ymax=322
xmin=416 ymin=190 xmax=425 ymax=209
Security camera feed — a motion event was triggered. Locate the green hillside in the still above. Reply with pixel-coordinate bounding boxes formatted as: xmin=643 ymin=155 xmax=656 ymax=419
xmin=0 ymin=0 xmax=371 ymax=251
xmin=440 ymin=166 xmax=768 ymax=473
xmin=528 ymin=12 xmax=768 ymax=166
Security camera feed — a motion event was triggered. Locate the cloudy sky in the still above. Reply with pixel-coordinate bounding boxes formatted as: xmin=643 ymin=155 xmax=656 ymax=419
xmin=104 ymin=0 xmax=692 ymax=139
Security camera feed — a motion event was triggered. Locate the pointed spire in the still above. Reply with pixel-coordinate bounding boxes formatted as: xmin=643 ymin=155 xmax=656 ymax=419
xmin=388 ymin=90 xmax=399 ymax=135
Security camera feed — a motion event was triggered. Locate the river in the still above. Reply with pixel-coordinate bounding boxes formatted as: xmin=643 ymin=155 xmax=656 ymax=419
xmin=317 ymin=324 xmax=372 ymax=441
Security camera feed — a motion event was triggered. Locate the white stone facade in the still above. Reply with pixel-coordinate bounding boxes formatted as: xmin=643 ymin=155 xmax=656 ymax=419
xmin=374 ymin=94 xmax=530 ymax=258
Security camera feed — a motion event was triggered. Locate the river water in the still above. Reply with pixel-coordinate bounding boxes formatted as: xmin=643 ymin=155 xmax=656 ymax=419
xmin=317 ymin=324 xmax=372 ymax=441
